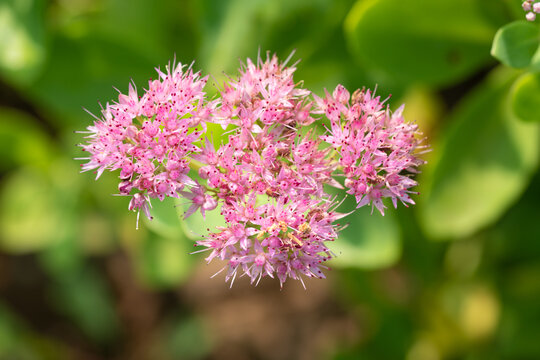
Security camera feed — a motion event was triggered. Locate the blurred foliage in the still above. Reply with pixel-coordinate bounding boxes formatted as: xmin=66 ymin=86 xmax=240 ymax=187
xmin=418 ymin=68 xmax=539 ymax=239
xmin=0 ymin=0 xmax=539 ymax=359
xmin=510 ymin=72 xmax=540 ymax=122
xmin=345 ymin=0 xmax=507 ymax=87
xmin=491 ymin=21 xmax=540 ymax=69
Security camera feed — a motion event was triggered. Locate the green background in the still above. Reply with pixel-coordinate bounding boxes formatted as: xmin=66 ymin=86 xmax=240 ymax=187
xmin=0 ymin=0 xmax=539 ymax=359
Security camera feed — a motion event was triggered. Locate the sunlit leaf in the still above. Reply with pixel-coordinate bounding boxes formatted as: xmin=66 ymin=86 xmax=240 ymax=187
xmin=419 ymin=69 xmax=540 ymax=239
xmin=0 ymin=168 xmax=67 ymax=253
xmin=135 ymin=231 xmax=194 ymax=289
xmin=510 ymin=72 xmax=540 ymax=122
xmin=329 ymin=197 xmax=401 ymax=269
xmin=177 ymin=200 xmax=226 ymax=241
xmin=491 ymin=21 xmax=540 ymax=69
xmin=345 ymin=0 xmax=506 ymax=86
xmin=126 ymin=197 xmax=195 ymax=288
xmin=0 ymin=0 xmax=46 ymax=84
xmin=0 ymin=107 xmax=54 ymax=171
xmin=143 ymin=197 xmax=184 ymax=239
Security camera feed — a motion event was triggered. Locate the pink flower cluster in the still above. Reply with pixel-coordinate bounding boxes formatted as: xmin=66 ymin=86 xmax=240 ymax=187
xmin=79 ymin=62 xmax=214 ymax=226
xmin=523 ymin=1 xmax=540 ymax=21
xmin=79 ymin=53 xmax=426 ymax=287
xmin=314 ymin=86 xmax=426 ymax=215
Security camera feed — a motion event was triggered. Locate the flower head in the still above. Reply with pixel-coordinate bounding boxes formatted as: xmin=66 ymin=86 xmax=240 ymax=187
xmin=523 ymin=1 xmax=540 ymax=20
xmin=79 ymin=53 xmax=428 ymax=287
xmin=195 ymin=196 xmax=345 ymax=288
xmin=79 ymin=61 xmax=210 ymax=226
xmin=316 ymin=86 xmax=427 ymax=215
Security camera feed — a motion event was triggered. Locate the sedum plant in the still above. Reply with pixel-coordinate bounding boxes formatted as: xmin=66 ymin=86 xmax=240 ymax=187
xmin=78 ymin=53 xmax=426 ymax=287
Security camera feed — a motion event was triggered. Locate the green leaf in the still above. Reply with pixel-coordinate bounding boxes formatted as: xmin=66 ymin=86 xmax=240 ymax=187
xmin=143 ymin=196 xmax=184 ymax=238
xmin=164 ymin=316 xmax=212 ymax=359
xmin=0 ymin=107 xmax=54 ymax=172
xmin=419 ymin=69 xmax=540 ymax=239
xmin=90 ymin=0 xmax=195 ymax=63
xmin=196 ymin=0 xmax=344 ymax=77
xmin=329 ymin=197 xmax=401 ymax=269
xmin=131 ymin=198 xmax=195 ymax=288
xmin=0 ymin=0 xmax=46 ymax=84
xmin=29 ymin=34 xmax=158 ymax=126
xmin=491 ymin=21 xmax=540 ymax=68
xmin=177 ymin=200 xmax=226 ymax=240
xmin=345 ymin=0 xmax=504 ymax=86
xmin=510 ymin=72 xmax=540 ymax=122
xmin=0 ymin=168 xmax=67 ymax=253
xmin=135 ymin=231 xmax=194 ymax=289
xmin=490 ymin=171 xmax=540 ymax=261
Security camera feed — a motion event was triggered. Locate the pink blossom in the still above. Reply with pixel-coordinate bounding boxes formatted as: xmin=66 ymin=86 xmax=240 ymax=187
xmin=179 ymin=184 xmax=218 ymax=219
xmin=523 ymin=1 xmax=540 ymax=20
xmin=195 ymin=197 xmax=345 ymax=288
xmin=317 ymin=86 xmax=427 ymax=215
xmin=80 ymin=53 xmax=427 ymax=287
xmin=79 ymin=61 xmax=210 ymax=225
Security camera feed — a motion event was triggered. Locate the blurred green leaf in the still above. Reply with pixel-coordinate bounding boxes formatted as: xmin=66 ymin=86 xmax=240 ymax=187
xmin=0 ymin=168 xmax=67 ymax=253
xmin=164 ymin=316 xmax=212 ymax=360
xmin=0 ymin=0 xmax=46 ymax=84
xmin=329 ymin=197 xmax=401 ymax=269
xmin=135 ymin=231 xmax=194 ymax=289
xmin=143 ymin=197 xmax=184 ymax=239
xmin=0 ymin=107 xmax=55 ymax=172
xmin=485 ymin=175 xmax=540 ymax=357
xmin=419 ymin=69 xmax=540 ymax=239
xmin=90 ymin=0 xmax=196 ymax=63
xmin=130 ymin=197 xmax=195 ymax=288
xmin=178 ymin=201 xmax=226 ymax=240
xmin=490 ymin=171 xmax=540 ymax=261
xmin=345 ymin=0 xmax=504 ymax=86
xmin=29 ymin=34 xmax=158 ymax=126
xmin=510 ymin=72 xmax=540 ymax=122
xmin=501 ymin=0 xmax=532 ymax=21
xmin=296 ymin=24 xmax=374 ymax=96
xmin=491 ymin=21 xmax=540 ymax=69
xmin=197 ymin=0 xmax=343 ymax=76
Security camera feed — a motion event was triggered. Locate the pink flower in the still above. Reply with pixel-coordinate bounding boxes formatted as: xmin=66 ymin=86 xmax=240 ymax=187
xmin=80 ymin=53 xmax=427 ymax=287
xmin=79 ymin=61 xmax=210 ymax=225
xmin=523 ymin=1 xmax=540 ymax=20
xmin=195 ymin=196 xmax=345 ymax=288
xmin=179 ymin=184 xmax=218 ymax=219
xmin=317 ymin=86 xmax=427 ymax=215
xmin=128 ymin=193 xmax=152 ymax=229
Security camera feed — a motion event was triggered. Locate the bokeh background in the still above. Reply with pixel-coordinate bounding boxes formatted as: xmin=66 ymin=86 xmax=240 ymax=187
xmin=1 ymin=0 xmax=539 ymax=359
